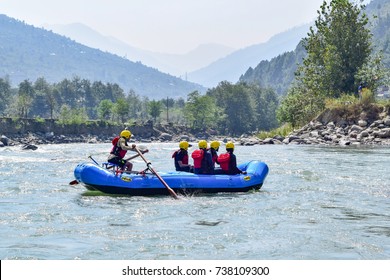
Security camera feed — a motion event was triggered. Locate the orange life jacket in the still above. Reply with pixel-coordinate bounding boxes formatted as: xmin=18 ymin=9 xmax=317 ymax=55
xmin=191 ymin=149 xmax=204 ymax=168
xmin=217 ymin=153 xmax=231 ymax=171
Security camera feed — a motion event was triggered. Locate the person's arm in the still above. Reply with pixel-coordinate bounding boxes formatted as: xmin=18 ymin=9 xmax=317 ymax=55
xmin=230 ymin=154 xmax=246 ymax=174
xmin=119 ymin=138 xmax=136 ymax=151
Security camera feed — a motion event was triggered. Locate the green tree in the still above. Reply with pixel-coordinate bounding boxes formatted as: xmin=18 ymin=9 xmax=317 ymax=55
xmin=113 ymin=98 xmax=129 ymax=123
xmin=280 ymin=0 xmax=373 ymax=126
xmin=58 ymin=105 xmax=88 ymax=124
xmin=356 ymin=52 xmax=390 ymax=95
xmin=32 ymin=77 xmax=55 ymax=118
xmin=126 ymin=90 xmax=144 ymax=119
xmin=17 ymin=80 xmax=35 ymax=118
xmin=277 ymin=86 xmax=325 ymax=127
xmin=185 ymin=91 xmax=216 ymax=130
xmin=97 ymin=99 xmax=114 ymax=121
xmin=253 ymin=87 xmax=279 ymax=131
xmin=0 ymin=77 xmax=11 ymax=114
xmin=207 ymin=82 xmax=256 ymax=135
xmin=299 ymin=0 xmax=372 ymax=97
xmin=148 ymin=100 xmax=163 ymax=122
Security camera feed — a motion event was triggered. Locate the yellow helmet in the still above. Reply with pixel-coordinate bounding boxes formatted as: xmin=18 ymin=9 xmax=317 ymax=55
xmin=120 ymin=129 xmax=131 ymax=139
xmin=179 ymin=141 xmax=190 ymax=150
xmin=210 ymin=141 xmax=220 ymax=149
xmin=226 ymin=141 xmax=235 ymax=149
xmin=198 ymin=140 xmax=207 ymax=149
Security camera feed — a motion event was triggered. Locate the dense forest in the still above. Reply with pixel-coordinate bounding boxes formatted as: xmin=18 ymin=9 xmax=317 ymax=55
xmin=0 ymin=76 xmax=279 ymax=136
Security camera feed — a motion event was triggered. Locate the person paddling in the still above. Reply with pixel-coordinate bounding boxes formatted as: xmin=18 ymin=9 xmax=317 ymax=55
xmin=108 ymin=129 xmax=146 ymax=172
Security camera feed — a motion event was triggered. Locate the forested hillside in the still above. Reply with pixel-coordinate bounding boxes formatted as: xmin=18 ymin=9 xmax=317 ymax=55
xmin=0 ymin=15 xmax=204 ymax=99
xmin=239 ymin=0 xmax=390 ymax=96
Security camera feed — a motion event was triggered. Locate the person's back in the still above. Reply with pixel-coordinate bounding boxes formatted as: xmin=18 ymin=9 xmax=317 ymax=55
xmin=192 ymin=140 xmax=213 ymax=175
xmin=209 ymin=140 xmax=223 ymax=174
xmin=209 ymin=141 xmax=220 ymax=167
xmin=217 ymin=141 xmax=246 ymax=175
xmin=172 ymin=141 xmax=192 ymax=172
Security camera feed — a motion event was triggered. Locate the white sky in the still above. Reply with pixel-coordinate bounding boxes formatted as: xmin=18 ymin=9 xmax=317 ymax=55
xmin=1 ymin=0 xmax=328 ymax=54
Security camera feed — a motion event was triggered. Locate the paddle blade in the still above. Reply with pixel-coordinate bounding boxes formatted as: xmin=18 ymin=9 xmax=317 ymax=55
xmin=69 ymin=179 xmax=79 ymax=185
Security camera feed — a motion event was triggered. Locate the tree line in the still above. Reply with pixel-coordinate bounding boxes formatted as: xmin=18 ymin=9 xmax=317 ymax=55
xmin=277 ymin=0 xmax=390 ymax=127
xmin=0 ymin=75 xmax=279 ymax=136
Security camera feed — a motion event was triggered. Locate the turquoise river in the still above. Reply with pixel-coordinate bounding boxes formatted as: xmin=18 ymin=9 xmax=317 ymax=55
xmin=0 ymin=143 xmax=389 ymax=259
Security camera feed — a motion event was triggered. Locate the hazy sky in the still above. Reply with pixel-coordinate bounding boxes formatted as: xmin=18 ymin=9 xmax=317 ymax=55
xmin=1 ymin=0 xmax=328 ymax=54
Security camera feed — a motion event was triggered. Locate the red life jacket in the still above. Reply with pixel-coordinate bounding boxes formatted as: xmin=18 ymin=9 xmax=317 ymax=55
xmin=191 ymin=149 xmax=204 ymax=168
xmin=110 ymin=136 xmax=127 ymax=158
xmin=172 ymin=150 xmax=189 ymax=164
xmin=217 ymin=153 xmax=231 ymax=171
xmin=112 ymin=136 xmax=120 ymax=146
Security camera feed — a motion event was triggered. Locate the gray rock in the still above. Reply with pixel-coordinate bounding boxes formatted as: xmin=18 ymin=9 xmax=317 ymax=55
xmin=358 ymin=120 xmax=368 ymax=127
xmin=159 ymin=133 xmax=173 ymax=141
xmin=327 ymin=122 xmax=335 ymax=129
xmin=22 ymin=144 xmax=38 ymax=150
xmin=359 ymin=131 xmax=369 ymax=138
xmin=180 ymin=135 xmax=191 ymax=141
xmin=339 ymin=140 xmax=351 ymax=146
xmin=45 ymin=132 xmax=54 ymax=140
xmin=1 ymin=135 xmax=10 ymax=146
xmin=350 ymin=125 xmax=363 ymax=133
xmin=378 ymin=128 xmax=390 ymax=138
xmin=273 ymin=135 xmax=285 ymax=142
xmin=262 ymin=138 xmax=274 ymax=145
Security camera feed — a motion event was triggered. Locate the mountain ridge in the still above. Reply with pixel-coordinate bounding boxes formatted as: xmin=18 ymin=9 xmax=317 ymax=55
xmin=187 ymin=23 xmax=312 ymax=87
xmin=0 ymin=14 xmax=205 ymax=99
xmin=43 ymin=22 xmax=235 ymax=77
xmin=43 ymin=21 xmax=312 ymax=88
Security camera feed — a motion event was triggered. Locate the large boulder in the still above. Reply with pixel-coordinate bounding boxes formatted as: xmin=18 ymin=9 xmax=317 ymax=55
xmin=1 ymin=135 xmax=10 ymax=146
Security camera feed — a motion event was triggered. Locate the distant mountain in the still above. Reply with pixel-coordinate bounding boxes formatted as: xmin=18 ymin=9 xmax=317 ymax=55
xmin=239 ymin=41 xmax=306 ymax=95
xmin=43 ymin=23 xmax=235 ymax=77
xmin=0 ymin=14 xmax=205 ymax=99
xmin=186 ymin=23 xmax=312 ymax=88
xmin=367 ymin=0 xmax=390 ymax=66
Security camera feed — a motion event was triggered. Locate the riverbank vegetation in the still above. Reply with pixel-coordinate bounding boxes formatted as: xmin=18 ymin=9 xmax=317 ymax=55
xmin=1 ymin=1 xmax=389 ymax=140
xmin=0 ymin=75 xmax=279 ymax=136
xmin=273 ymin=0 xmax=389 ymax=134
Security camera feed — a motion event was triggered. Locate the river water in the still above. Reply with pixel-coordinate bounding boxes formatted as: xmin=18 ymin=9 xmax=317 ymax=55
xmin=0 ymin=143 xmax=389 ymax=260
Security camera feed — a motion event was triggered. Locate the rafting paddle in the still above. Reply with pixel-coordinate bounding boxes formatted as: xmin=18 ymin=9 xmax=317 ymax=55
xmin=124 ymin=148 xmax=148 ymax=161
xmin=134 ymin=146 xmax=178 ymax=199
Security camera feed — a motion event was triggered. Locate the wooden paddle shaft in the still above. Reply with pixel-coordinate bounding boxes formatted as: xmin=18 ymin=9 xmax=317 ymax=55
xmin=134 ymin=146 xmax=178 ymax=199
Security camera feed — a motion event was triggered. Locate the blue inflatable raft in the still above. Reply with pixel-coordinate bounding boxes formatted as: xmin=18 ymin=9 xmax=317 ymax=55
xmin=73 ymin=160 xmax=269 ymax=196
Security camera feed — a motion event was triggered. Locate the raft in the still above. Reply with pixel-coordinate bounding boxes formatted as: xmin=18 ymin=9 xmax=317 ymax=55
xmin=73 ymin=160 xmax=269 ymax=196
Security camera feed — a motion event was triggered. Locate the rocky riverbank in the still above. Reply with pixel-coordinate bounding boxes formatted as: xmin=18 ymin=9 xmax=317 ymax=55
xmin=250 ymin=103 xmax=390 ymax=146
xmin=1 ymin=103 xmax=390 ymax=149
